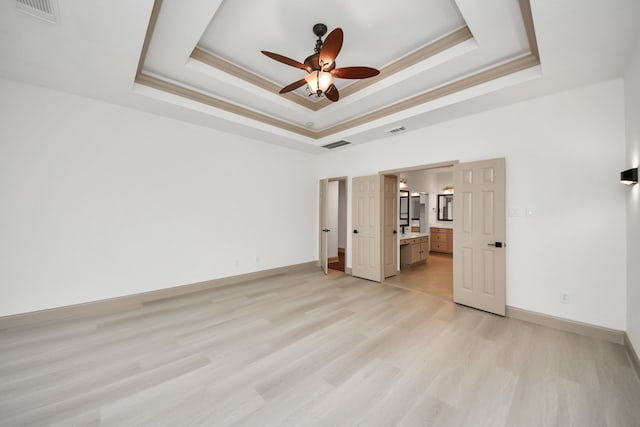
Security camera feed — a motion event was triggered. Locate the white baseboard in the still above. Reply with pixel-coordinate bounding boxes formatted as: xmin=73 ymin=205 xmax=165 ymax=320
xmin=506 ymin=306 xmax=624 ymax=344
xmin=625 ymin=332 xmax=640 ymax=380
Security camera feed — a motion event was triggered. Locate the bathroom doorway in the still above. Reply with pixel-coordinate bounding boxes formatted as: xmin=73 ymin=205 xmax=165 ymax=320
xmin=380 ymin=161 xmax=456 ymax=300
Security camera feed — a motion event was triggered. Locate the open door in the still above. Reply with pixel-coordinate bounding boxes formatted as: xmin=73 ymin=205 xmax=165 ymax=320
xmin=319 ymin=178 xmax=329 ymax=274
xmin=383 ymin=175 xmax=398 ymax=278
xmin=352 ymin=175 xmax=381 ymax=282
xmin=453 ymin=158 xmax=506 ymax=316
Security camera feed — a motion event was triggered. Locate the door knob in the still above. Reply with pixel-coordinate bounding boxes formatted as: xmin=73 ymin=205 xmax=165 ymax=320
xmin=353 ymin=229 xmax=359 ymax=234
xmin=393 ymin=230 xmax=397 ymax=234
xmin=487 ymin=242 xmax=503 ymax=248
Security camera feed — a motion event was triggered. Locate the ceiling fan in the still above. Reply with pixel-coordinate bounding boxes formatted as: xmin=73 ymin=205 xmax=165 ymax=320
xmin=261 ymin=23 xmax=380 ymax=102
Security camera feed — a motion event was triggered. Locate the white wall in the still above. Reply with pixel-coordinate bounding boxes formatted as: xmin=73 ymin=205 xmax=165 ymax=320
xmin=0 ymin=78 xmax=318 ymax=316
xmin=624 ymin=41 xmax=640 ymax=352
xmin=0 ymin=76 xmax=631 ymax=333
xmin=317 ymin=79 xmax=627 ymax=330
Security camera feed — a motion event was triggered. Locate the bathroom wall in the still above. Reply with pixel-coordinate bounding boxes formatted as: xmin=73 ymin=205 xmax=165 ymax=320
xmin=401 ymin=168 xmax=454 ymax=231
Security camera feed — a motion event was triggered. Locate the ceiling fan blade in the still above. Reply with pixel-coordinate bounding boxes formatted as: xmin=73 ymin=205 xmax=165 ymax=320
xmin=319 ymin=28 xmax=343 ymax=69
xmin=324 ymin=84 xmax=339 ymax=102
xmin=332 ymin=66 xmax=380 ymax=79
xmin=279 ymin=78 xmax=307 ymax=94
xmin=261 ymin=51 xmax=307 ymax=70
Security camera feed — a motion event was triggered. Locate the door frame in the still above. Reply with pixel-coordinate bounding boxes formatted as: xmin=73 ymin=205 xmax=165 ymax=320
xmin=382 ymin=174 xmax=399 ymax=279
xmin=378 ymin=160 xmax=459 ymax=284
xmin=318 ymin=176 xmax=348 ymax=273
xmin=319 ymin=179 xmax=329 ymax=274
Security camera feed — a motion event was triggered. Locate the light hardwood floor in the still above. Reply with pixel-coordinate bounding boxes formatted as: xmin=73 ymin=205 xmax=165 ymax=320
xmin=1 ymin=267 xmax=639 ymax=426
xmin=385 ymin=252 xmax=454 ymax=301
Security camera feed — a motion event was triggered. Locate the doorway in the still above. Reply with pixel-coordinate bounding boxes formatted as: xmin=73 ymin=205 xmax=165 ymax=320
xmin=320 ymin=177 xmax=348 ymax=273
xmin=378 ymin=158 xmax=506 ymax=316
xmin=383 ymin=163 xmax=456 ymax=300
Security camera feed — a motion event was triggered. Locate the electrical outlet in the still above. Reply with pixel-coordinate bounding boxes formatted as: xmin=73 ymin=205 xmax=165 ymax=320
xmin=560 ymin=291 xmax=569 ymax=304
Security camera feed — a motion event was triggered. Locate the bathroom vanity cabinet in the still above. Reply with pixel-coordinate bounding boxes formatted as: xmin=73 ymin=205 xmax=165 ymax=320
xmin=400 ymin=235 xmax=429 ymax=266
xmin=430 ymin=227 xmax=453 ymax=254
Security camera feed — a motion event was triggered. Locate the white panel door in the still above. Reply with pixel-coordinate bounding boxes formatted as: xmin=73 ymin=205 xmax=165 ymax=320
xmin=319 ymin=179 xmax=329 ymax=275
xmin=383 ymin=175 xmax=398 ymax=278
xmin=352 ymin=175 xmax=381 ymax=282
xmin=453 ymin=158 xmax=506 ymax=316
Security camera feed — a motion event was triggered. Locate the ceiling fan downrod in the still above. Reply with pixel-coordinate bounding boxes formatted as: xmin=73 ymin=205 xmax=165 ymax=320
xmin=312 ymin=23 xmax=328 ymax=55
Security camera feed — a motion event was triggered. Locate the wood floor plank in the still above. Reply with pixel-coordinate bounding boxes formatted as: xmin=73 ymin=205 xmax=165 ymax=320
xmin=1 ymin=267 xmax=639 ymax=426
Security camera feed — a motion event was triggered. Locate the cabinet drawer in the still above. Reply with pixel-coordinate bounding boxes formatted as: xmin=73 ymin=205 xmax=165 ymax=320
xmin=431 ymin=227 xmax=451 ymax=233
xmin=431 ymin=241 xmax=452 ymax=253
xmin=432 ymin=233 xmax=448 ymax=242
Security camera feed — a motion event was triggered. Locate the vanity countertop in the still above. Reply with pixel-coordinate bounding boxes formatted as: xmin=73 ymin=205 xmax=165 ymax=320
xmin=399 ymin=232 xmax=429 ymax=242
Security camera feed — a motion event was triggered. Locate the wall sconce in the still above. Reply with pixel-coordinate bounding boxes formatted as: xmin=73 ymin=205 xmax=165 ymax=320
xmin=620 ymin=168 xmax=638 ymax=185
xmin=399 ymin=178 xmax=408 ymax=189
xmin=442 ymin=186 xmax=454 ymax=194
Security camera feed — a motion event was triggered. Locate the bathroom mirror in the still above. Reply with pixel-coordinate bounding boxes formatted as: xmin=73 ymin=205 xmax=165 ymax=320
xmin=399 ymin=190 xmax=409 ymax=226
xmin=437 ymin=194 xmax=453 ymax=221
xmin=411 ymin=196 xmax=420 ymax=220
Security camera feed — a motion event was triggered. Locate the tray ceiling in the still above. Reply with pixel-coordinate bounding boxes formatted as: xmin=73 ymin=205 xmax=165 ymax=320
xmin=137 ymin=0 xmax=538 ymax=143
xmin=1 ymin=0 xmax=639 ymax=152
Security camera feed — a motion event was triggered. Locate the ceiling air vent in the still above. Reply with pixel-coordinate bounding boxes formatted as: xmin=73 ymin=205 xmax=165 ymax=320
xmin=385 ymin=126 xmax=406 ymax=135
xmin=16 ymin=0 xmax=57 ymax=23
xmin=322 ymin=140 xmax=351 ymax=150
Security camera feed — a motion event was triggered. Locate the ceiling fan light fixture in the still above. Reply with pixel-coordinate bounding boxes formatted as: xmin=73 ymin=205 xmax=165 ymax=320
xmin=262 ymin=24 xmax=378 ymax=102
xmin=305 ymin=71 xmax=333 ymax=96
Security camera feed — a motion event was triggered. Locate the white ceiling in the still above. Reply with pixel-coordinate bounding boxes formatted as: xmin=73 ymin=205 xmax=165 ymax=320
xmin=199 ymin=0 xmax=467 ymax=86
xmin=0 ymin=0 xmax=639 ymax=153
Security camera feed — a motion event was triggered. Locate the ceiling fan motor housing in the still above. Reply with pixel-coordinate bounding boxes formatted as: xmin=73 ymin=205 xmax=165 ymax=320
xmin=313 ymin=23 xmax=327 ymax=38
xmin=304 ymin=54 xmax=336 ymax=72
